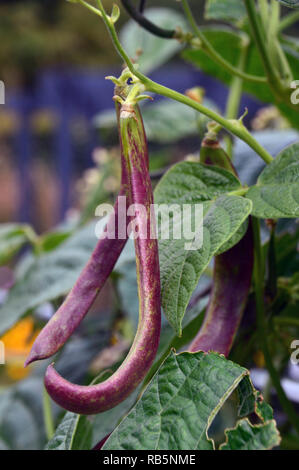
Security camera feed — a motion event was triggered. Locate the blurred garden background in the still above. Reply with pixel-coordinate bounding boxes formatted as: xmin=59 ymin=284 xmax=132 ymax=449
xmin=0 ymin=0 xmax=299 ymax=450
xmin=0 ymin=0 xmax=267 ymax=229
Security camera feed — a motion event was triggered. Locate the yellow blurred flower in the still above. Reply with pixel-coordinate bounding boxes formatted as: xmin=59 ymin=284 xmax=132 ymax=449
xmin=253 ymin=350 xmax=265 ymax=368
xmin=0 ymin=317 xmax=40 ymax=381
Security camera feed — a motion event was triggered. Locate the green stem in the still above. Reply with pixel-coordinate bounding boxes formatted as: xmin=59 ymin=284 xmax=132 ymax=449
xmin=225 ymin=43 xmax=248 ymax=157
xmin=275 ymin=41 xmax=293 ymax=82
xmin=278 ymin=11 xmax=299 ymax=32
xmin=24 ymin=226 xmax=39 ymax=245
xmin=181 ymin=0 xmax=266 ymax=84
xmin=280 ymin=435 xmax=299 ymax=450
xmin=252 ymin=217 xmax=299 ymax=436
xmin=78 ymin=0 xmax=103 ymax=17
xmin=266 ymin=222 xmax=277 ymax=299
xmin=228 ymin=187 xmax=249 ymax=197
xmin=268 ymin=0 xmax=293 ymax=82
xmin=268 ymin=0 xmax=280 ymax=38
xmin=43 ymin=386 xmax=55 ymax=440
xmin=24 ymin=225 xmax=42 ymax=255
xmin=243 ymin=0 xmax=285 ymax=95
xmin=263 ymin=374 xmax=272 ymax=403
xmin=274 ymin=317 xmax=299 ymax=328
xmin=90 ymin=1 xmax=274 ymax=164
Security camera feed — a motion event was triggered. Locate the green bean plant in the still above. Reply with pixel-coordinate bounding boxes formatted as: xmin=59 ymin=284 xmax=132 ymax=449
xmin=1 ymin=0 xmax=299 ymax=451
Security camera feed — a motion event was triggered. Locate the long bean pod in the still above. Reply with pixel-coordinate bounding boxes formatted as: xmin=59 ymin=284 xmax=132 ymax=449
xmin=43 ymin=100 xmax=161 ymax=414
xmin=189 ymin=136 xmax=254 ymax=356
xmin=25 ymin=100 xmax=132 ymax=367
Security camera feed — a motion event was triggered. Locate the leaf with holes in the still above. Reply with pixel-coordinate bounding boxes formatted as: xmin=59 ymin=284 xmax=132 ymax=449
xmin=103 ymin=351 xmax=279 ymax=450
xmin=220 ymin=419 xmax=280 ymax=450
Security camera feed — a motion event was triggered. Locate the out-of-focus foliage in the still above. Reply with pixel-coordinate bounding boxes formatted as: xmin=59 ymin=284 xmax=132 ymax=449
xmin=0 ymin=0 xmax=119 ymax=84
xmin=0 ymin=0 xmax=201 ymax=85
xmin=120 ymin=7 xmax=187 ymax=74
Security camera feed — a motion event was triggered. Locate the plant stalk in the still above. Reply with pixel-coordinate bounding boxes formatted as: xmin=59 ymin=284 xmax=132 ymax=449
xmin=278 ymin=10 xmax=299 ymax=32
xmin=224 ymin=42 xmax=249 ymax=157
xmin=43 ymin=387 xmax=54 ymax=440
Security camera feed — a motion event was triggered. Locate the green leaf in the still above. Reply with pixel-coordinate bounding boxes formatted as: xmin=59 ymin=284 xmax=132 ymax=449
xmin=0 ymin=220 xmax=101 ymax=335
xmin=246 ymin=142 xmax=299 ymax=218
xmin=143 ymin=99 xmax=197 ymax=143
xmin=182 ymin=27 xmax=273 ymax=102
xmin=183 ymin=29 xmax=245 ymax=91
xmin=39 ymin=230 xmax=71 ymax=252
xmin=236 ymin=375 xmax=257 ymax=418
xmin=221 ymin=393 xmax=280 ymax=451
xmin=111 ymin=4 xmax=120 ymax=24
xmin=103 ymin=351 xmax=278 ymax=450
xmin=0 ymin=377 xmax=46 ymax=450
xmin=155 ymin=162 xmax=252 ymax=334
xmin=155 ymin=161 xmax=242 ymax=204
xmin=45 ymin=412 xmax=92 ymax=450
xmin=92 ymin=306 xmax=208 ymax=448
xmin=120 ymin=8 xmax=187 ymax=74
xmin=220 ymin=419 xmax=280 ymax=450
xmin=234 ymin=129 xmax=299 ymax=186
xmin=277 ymin=0 xmax=299 ymax=8
xmin=145 ymin=303 xmax=208 ymax=384
xmin=0 ymin=224 xmax=29 ymax=265
xmin=205 ymin=0 xmax=246 ymax=23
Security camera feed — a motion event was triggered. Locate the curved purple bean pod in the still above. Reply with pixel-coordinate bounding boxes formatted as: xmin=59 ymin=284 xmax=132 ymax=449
xmin=189 ymin=136 xmax=254 ymax=356
xmin=43 ymin=101 xmax=161 ymax=414
xmin=24 ymin=191 xmax=129 ymax=366
xmin=25 ymin=101 xmax=132 ymax=367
